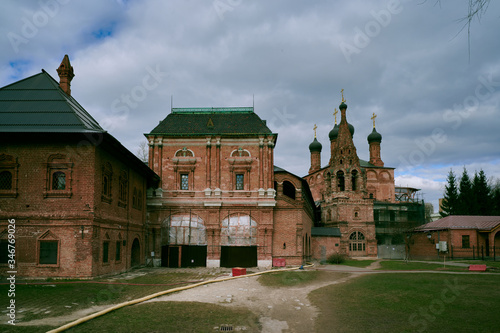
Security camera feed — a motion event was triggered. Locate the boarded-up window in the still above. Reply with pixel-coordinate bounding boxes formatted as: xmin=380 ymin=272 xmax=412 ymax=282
xmin=115 ymin=241 xmax=121 ymax=261
xmin=0 ymin=240 xmax=8 ymax=263
xmin=103 ymin=242 xmax=109 ymax=263
xmin=39 ymin=241 xmax=58 ymax=264
xmin=462 ymin=235 xmax=470 ymax=249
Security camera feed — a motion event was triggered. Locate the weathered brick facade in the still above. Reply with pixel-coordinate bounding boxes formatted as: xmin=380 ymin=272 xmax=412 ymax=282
xmin=409 ymin=216 xmax=500 ymax=260
xmin=305 ymin=99 xmax=397 ymax=258
xmin=145 ymin=108 xmax=315 ymax=268
xmin=0 ymin=133 xmax=157 ymax=278
xmin=0 ymin=59 xmax=158 ymax=278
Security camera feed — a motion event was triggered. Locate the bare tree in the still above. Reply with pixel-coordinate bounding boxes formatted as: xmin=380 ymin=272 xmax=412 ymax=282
xmin=136 ymin=140 xmax=148 ymax=164
xmin=434 ymin=0 xmax=492 ymax=60
xmin=424 ymin=202 xmax=434 ymax=223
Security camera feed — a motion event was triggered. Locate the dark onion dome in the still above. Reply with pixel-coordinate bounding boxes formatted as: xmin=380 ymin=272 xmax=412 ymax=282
xmin=339 ymin=102 xmax=347 ymax=110
xmin=348 ymin=122 xmax=355 ymax=136
xmin=309 ymin=137 xmax=322 ymax=152
xmin=367 ymin=127 xmax=382 ymax=143
xmin=329 ymin=124 xmax=339 ymax=140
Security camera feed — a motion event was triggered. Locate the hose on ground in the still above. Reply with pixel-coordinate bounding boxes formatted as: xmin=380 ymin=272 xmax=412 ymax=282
xmin=46 ymin=263 xmax=314 ymax=333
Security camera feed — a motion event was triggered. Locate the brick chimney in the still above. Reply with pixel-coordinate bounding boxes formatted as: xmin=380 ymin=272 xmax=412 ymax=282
xmin=57 ymin=55 xmax=74 ymax=96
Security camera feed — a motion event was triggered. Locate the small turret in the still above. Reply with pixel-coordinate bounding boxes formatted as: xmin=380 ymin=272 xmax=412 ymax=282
xmin=57 ymin=55 xmax=74 ymax=96
xmin=309 ymin=124 xmax=322 ymax=174
xmin=368 ymin=113 xmax=384 ymax=166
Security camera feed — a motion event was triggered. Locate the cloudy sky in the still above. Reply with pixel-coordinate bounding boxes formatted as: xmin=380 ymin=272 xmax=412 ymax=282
xmin=1 ymin=0 xmax=500 ymax=212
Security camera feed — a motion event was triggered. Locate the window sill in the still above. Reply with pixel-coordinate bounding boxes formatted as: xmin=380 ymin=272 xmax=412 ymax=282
xmin=37 ymin=263 xmax=60 ymax=268
xmin=43 ymin=191 xmax=72 ymax=198
xmin=101 ymin=195 xmax=112 ymax=204
xmin=173 ymin=191 xmax=195 ymax=197
xmin=0 ymin=191 xmax=17 ymax=198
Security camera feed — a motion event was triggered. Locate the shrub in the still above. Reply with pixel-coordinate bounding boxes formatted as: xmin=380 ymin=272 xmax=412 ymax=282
xmin=326 ymin=253 xmax=346 ymax=264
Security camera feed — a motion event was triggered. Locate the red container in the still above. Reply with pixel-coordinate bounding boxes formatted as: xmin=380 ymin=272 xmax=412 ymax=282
xmin=273 ymin=258 xmax=286 ymax=267
xmin=232 ymin=267 xmax=246 ymax=277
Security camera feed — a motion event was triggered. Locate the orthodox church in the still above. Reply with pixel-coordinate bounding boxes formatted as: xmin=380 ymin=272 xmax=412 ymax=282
xmin=305 ymin=91 xmax=418 ymax=259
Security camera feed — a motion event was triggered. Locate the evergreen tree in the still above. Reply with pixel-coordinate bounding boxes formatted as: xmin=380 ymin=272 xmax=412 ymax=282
xmin=492 ymin=180 xmax=500 ymax=215
xmin=457 ymin=168 xmax=473 ymax=215
xmin=440 ymin=170 xmax=459 ymax=217
xmin=472 ymin=169 xmax=491 ymax=215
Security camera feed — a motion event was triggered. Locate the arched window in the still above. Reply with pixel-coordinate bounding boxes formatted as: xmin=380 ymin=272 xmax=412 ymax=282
xmin=337 ymin=171 xmax=345 ymax=191
xmin=349 ymin=231 xmax=366 ymax=253
xmin=118 ymin=171 xmax=128 ymax=206
xmin=283 ymin=181 xmax=296 ymax=199
xmin=221 ymin=213 xmax=257 ymax=246
xmin=165 ymin=214 xmax=207 ymax=245
xmin=351 ymin=170 xmax=358 ymax=191
xmin=175 ymin=147 xmax=194 ymax=157
xmin=0 ymin=171 xmax=12 ymax=190
xmin=102 ymin=162 xmax=113 ymax=202
xmin=132 ymin=187 xmax=138 ymax=209
xmin=231 ymin=148 xmax=250 ymax=157
xmin=52 ymin=171 xmax=66 ymax=190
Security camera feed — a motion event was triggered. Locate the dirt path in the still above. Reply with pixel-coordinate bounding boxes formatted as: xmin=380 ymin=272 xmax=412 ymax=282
xmin=146 ymin=270 xmax=358 ymax=333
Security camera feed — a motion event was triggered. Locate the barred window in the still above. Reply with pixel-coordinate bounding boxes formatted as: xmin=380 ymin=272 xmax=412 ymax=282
xmin=235 ymin=174 xmax=244 ymax=190
xmin=180 ymin=174 xmax=189 ymax=190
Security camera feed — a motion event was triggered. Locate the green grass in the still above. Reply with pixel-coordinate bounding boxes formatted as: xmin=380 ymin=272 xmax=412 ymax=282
xmin=64 ymin=302 xmax=261 ymax=333
xmin=342 ymin=259 xmax=375 ymax=268
xmin=257 ymin=270 xmax=321 ymax=287
xmin=310 ymin=273 xmax=500 ymax=333
xmin=1 ymin=302 xmax=260 ymax=333
xmin=257 ymin=270 xmax=348 ymax=288
xmin=0 ymin=271 xmax=211 ymax=323
xmin=378 ymin=260 xmax=468 ymax=271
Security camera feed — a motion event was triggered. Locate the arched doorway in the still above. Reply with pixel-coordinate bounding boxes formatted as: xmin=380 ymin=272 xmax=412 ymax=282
xmin=160 ymin=213 xmax=207 ymax=268
xmin=131 ymin=238 xmax=141 ymax=267
xmin=220 ymin=213 xmax=257 ymax=268
xmin=349 ymin=231 xmax=366 ymax=256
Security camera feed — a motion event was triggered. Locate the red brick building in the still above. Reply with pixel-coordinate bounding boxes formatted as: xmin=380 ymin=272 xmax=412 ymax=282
xmin=409 ymin=215 xmax=500 ymax=260
xmin=0 ymin=56 xmax=159 ymax=278
xmin=145 ymin=109 xmax=315 ymax=268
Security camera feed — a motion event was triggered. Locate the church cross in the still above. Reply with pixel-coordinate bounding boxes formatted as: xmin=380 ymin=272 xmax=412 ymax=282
xmin=371 ymin=112 xmax=377 ymax=128
xmin=313 ymin=124 xmax=317 ymax=138
xmin=341 ymin=89 xmax=346 ymax=103
xmin=333 ymin=108 xmax=338 ymax=125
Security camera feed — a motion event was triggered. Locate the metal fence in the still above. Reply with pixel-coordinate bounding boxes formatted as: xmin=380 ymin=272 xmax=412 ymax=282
xmin=450 ymin=245 xmax=499 ymax=261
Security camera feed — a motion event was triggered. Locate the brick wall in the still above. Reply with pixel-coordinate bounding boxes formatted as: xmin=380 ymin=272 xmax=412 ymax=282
xmin=0 ymin=134 xmax=151 ymax=278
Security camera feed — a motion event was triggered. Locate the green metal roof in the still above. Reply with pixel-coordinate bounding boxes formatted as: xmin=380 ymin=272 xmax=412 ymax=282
xmin=147 ymin=107 xmax=274 ymax=136
xmin=0 ymin=70 xmax=104 ymax=133
xmin=311 ymin=227 xmax=341 ymax=237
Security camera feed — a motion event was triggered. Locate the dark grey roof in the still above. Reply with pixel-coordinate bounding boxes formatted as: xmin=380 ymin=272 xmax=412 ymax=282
xmin=147 ymin=107 xmax=274 ymax=136
xmin=311 ymin=227 xmax=341 ymax=237
xmin=0 ymin=70 xmax=104 ymax=133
